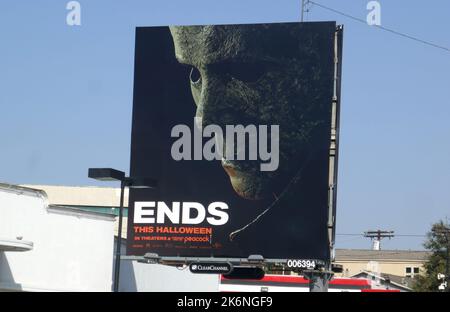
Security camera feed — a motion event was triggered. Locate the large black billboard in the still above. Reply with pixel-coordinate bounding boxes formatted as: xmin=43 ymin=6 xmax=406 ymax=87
xmin=127 ymin=22 xmax=342 ymax=262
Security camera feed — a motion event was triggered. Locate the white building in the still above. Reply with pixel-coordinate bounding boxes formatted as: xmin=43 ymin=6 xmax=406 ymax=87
xmin=0 ymin=183 xmax=115 ymax=291
xmin=1 ymin=183 xmax=219 ymax=292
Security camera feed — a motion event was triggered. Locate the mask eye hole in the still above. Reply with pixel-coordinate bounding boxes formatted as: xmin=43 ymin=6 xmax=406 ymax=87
xmin=190 ymin=67 xmax=202 ymax=85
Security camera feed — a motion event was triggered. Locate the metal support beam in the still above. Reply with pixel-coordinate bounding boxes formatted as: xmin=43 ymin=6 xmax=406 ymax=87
xmin=301 ymin=0 xmax=306 ymax=22
xmin=113 ymin=180 xmax=125 ymax=292
xmin=303 ymin=270 xmax=334 ymax=292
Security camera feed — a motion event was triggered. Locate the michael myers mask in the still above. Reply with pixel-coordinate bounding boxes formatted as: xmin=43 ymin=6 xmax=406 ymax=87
xmin=169 ymin=23 xmax=331 ymax=201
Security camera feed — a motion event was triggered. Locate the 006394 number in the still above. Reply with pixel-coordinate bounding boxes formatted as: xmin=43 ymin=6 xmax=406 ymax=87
xmin=286 ymin=259 xmax=316 ymax=269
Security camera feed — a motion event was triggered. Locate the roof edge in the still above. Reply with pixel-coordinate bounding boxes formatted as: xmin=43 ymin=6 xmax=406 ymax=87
xmin=47 ymin=205 xmax=116 ymax=222
xmin=0 ymin=182 xmax=49 ymax=202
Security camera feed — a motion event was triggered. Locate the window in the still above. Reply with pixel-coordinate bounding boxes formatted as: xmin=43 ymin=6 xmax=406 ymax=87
xmin=406 ymin=267 xmax=420 ymax=277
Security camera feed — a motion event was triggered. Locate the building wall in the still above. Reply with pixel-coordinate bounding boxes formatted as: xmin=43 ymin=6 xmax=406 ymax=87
xmin=0 ymin=184 xmax=115 ymax=292
xmin=116 ymin=241 xmax=219 ymax=292
xmin=20 ymin=184 xmax=129 ymax=207
xmin=335 ymin=260 xmax=425 ymax=278
xmin=13 ymin=184 xmax=219 ymax=292
xmin=22 ymin=184 xmax=128 ymax=238
xmin=119 ymin=260 xmax=220 ymax=292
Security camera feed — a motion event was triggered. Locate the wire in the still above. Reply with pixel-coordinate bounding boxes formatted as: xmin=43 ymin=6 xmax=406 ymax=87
xmin=336 ymin=236 xmax=365 ymax=244
xmin=336 ymin=233 xmax=427 ymax=237
xmin=309 ymin=1 xmax=450 ymax=54
xmin=397 ymin=235 xmax=428 ymax=237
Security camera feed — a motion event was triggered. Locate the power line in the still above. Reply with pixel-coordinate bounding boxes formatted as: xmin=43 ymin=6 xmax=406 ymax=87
xmin=308 ymin=1 xmax=450 ymax=54
xmin=394 ymin=235 xmax=427 ymax=237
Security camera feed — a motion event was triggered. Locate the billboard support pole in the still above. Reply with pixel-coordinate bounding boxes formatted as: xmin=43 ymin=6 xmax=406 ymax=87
xmin=301 ymin=0 xmax=305 ymax=22
xmin=303 ymin=269 xmax=334 ymax=292
xmin=113 ymin=179 xmax=126 ymax=293
xmin=87 ymin=168 xmax=157 ymax=292
xmin=301 ymin=0 xmax=311 ymax=22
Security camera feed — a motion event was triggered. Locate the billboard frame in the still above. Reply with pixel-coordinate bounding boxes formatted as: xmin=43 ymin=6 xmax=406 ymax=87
xmin=328 ymin=24 xmax=344 ymax=269
xmin=126 ymin=23 xmax=344 ymax=272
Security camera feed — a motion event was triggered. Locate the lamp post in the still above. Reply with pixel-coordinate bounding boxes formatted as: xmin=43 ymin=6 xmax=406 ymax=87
xmin=88 ymin=168 xmax=157 ymax=292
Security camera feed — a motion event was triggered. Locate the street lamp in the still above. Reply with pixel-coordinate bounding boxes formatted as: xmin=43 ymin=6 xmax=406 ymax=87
xmin=88 ymin=168 xmax=157 ymax=292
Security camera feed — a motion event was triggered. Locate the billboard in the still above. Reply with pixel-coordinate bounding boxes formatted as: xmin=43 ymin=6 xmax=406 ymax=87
xmin=127 ymin=22 xmax=342 ymax=263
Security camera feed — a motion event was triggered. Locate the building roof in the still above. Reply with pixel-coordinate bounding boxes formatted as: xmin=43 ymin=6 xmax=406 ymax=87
xmin=20 ymin=184 xmax=129 ymax=207
xmin=351 ymin=271 xmax=413 ymax=292
xmin=336 ymin=249 xmax=430 ymax=262
xmin=20 ymin=184 xmax=126 ymax=238
xmin=0 ymin=182 xmax=47 ymax=199
xmin=48 ymin=205 xmax=116 ymax=222
xmin=0 ymin=183 xmax=117 ymax=222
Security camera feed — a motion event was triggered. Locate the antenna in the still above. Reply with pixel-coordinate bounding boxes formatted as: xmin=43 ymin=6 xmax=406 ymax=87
xmin=364 ymin=230 xmax=395 ymax=250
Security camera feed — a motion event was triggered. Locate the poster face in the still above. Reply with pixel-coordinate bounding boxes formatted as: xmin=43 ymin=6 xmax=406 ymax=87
xmin=127 ymin=22 xmax=339 ymax=262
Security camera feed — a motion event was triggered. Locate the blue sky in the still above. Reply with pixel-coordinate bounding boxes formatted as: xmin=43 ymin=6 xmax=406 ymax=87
xmin=0 ymin=0 xmax=449 ymax=250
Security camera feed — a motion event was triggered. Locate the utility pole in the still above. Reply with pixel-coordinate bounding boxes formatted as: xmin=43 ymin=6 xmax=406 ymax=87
xmin=364 ymin=230 xmax=395 ymax=251
xmin=301 ymin=0 xmax=310 ymax=22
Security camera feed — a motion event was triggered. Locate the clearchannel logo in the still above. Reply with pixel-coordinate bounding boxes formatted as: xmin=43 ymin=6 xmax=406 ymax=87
xmin=189 ymin=262 xmax=233 ymax=274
